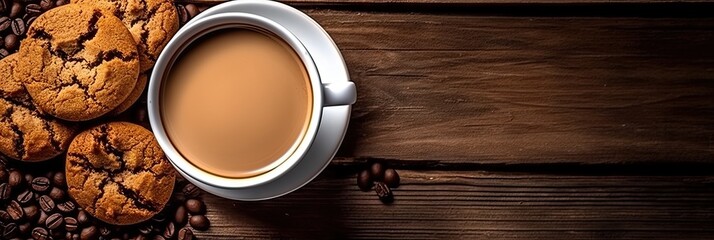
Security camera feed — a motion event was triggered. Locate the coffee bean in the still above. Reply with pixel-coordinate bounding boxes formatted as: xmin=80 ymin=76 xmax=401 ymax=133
xmin=55 ymin=0 xmax=66 ymax=6
xmin=151 ymin=212 xmax=166 ymax=223
xmin=0 ymin=210 xmax=11 ymax=222
xmin=37 ymin=210 xmax=48 ymax=225
xmin=77 ymin=210 xmax=90 ymax=226
xmin=0 ymin=165 xmax=7 ymax=183
xmin=38 ymin=195 xmax=54 ymax=212
xmin=357 ymin=169 xmax=373 ymax=191
xmin=3 ymin=222 xmax=18 ymax=238
xmin=0 ymin=16 xmax=10 ymax=31
xmin=8 ymin=170 xmax=22 ymax=188
xmin=189 ymin=215 xmax=209 ymax=231
xmin=25 ymin=15 xmax=36 ymax=28
xmin=31 ymin=227 xmax=50 ymax=240
xmin=177 ymin=227 xmax=193 ymax=240
xmin=18 ymin=221 xmax=31 ymax=234
xmin=52 ymin=172 xmax=65 ymax=187
xmin=185 ymin=199 xmax=205 ymax=215
xmin=23 ymin=204 xmax=39 ymax=221
xmin=4 ymin=33 xmax=18 ymax=51
xmin=0 ymin=0 xmax=6 ymax=14
xmin=46 ymin=213 xmax=63 ymax=230
xmin=162 ymin=222 xmax=175 ymax=239
xmin=0 ymin=49 xmax=9 ymax=58
xmin=64 ymin=216 xmax=77 ymax=232
xmin=80 ymin=225 xmax=98 ymax=240
xmin=25 ymin=3 xmax=40 ymax=15
xmin=11 ymin=18 xmax=25 ymax=35
xmin=0 ymin=182 xmax=11 ymax=199
xmin=384 ymin=168 xmax=400 ymax=188
xmin=39 ymin=0 xmax=52 ymax=10
xmin=185 ymin=4 xmax=199 ymax=18
xmin=16 ymin=189 xmax=33 ymax=204
xmin=175 ymin=5 xmax=188 ymax=24
xmin=7 ymin=200 xmax=24 ymax=220
xmin=57 ymin=201 xmax=76 ymax=213
xmin=174 ymin=205 xmax=187 ymax=226
xmin=31 ymin=176 xmax=50 ymax=192
xmin=370 ymin=162 xmax=385 ymax=181
xmin=182 ymin=183 xmax=200 ymax=198
xmin=49 ymin=187 xmax=65 ymax=200
xmin=9 ymin=2 xmax=21 ymax=18
xmin=139 ymin=224 xmax=153 ymax=235
xmin=374 ymin=182 xmax=394 ymax=203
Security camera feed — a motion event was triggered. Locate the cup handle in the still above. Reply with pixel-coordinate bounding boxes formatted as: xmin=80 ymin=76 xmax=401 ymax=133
xmin=323 ymin=82 xmax=356 ymax=106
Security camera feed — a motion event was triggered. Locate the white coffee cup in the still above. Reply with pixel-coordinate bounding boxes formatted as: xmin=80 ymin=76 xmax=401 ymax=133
xmin=148 ymin=2 xmax=356 ymax=200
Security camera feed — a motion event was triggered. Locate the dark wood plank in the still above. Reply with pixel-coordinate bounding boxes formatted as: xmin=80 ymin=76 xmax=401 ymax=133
xmin=197 ymin=170 xmax=714 ymax=239
xmin=288 ymin=11 xmax=714 ymax=165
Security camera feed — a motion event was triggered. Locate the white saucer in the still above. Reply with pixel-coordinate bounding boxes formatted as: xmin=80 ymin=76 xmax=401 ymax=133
xmin=176 ymin=0 xmax=352 ymax=200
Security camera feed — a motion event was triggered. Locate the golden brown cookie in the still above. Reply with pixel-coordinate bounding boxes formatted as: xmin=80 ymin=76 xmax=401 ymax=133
xmin=72 ymin=0 xmax=179 ymax=73
xmin=0 ymin=54 xmax=75 ymax=161
xmin=110 ymin=73 xmax=147 ymax=115
xmin=17 ymin=4 xmax=139 ymax=121
xmin=66 ymin=122 xmax=175 ymax=225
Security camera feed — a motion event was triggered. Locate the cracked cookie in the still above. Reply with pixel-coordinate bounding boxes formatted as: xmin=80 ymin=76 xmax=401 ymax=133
xmin=72 ymin=0 xmax=180 ymax=73
xmin=17 ymin=4 xmax=140 ymax=121
xmin=66 ymin=122 xmax=175 ymax=225
xmin=0 ymin=54 xmax=76 ymax=161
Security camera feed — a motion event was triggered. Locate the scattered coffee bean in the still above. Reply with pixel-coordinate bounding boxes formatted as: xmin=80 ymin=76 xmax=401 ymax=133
xmin=52 ymin=172 xmax=65 ymax=187
xmin=25 ymin=15 xmax=35 ymax=28
xmin=370 ymin=162 xmax=385 ymax=181
xmin=48 ymin=187 xmax=64 ymax=200
xmin=0 ymin=16 xmax=10 ymax=31
xmin=151 ymin=212 xmax=167 ymax=223
xmin=40 ymin=0 xmax=53 ymax=10
xmin=57 ymin=201 xmax=75 ymax=213
xmin=0 ymin=209 xmax=10 ymax=222
xmin=37 ymin=211 xmax=48 ymax=226
xmin=384 ymin=168 xmax=400 ymax=188
xmin=7 ymin=200 xmax=24 ymax=220
xmin=55 ymin=0 xmax=67 ymax=6
xmin=46 ymin=213 xmax=63 ymax=230
xmin=189 ymin=215 xmax=210 ymax=231
xmin=31 ymin=177 xmax=50 ymax=192
xmin=0 ymin=0 xmax=6 ymax=14
xmin=77 ymin=210 xmax=90 ymax=226
xmin=185 ymin=199 xmax=205 ymax=214
xmin=18 ymin=221 xmax=31 ymax=234
xmin=0 ymin=48 xmax=8 ymax=58
xmin=182 ymin=183 xmax=201 ymax=198
xmin=16 ymin=189 xmax=32 ymax=204
xmin=175 ymin=4 xmax=188 ymax=24
xmin=10 ymin=18 xmax=24 ymax=35
xmin=0 ymin=182 xmax=11 ymax=199
xmin=9 ymin=2 xmax=21 ymax=18
xmin=3 ymin=222 xmax=18 ymax=238
xmin=38 ymin=195 xmax=54 ymax=212
xmin=8 ymin=170 xmax=22 ymax=188
xmin=64 ymin=216 xmax=77 ymax=232
xmin=23 ymin=204 xmax=39 ymax=221
xmin=80 ymin=225 xmax=98 ymax=240
xmin=163 ymin=222 xmax=175 ymax=239
xmin=177 ymin=227 xmax=194 ymax=240
xmin=357 ymin=169 xmax=373 ymax=191
xmin=31 ymin=227 xmax=50 ymax=240
xmin=185 ymin=4 xmax=199 ymax=18
xmin=99 ymin=226 xmax=111 ymax=236
xmin=23 ymin=173 xmax=33 ymax=184
xmin=174 ymin=205 xmax=188 ymax=226
xmin=25 ymin=4 xmax=41 ymax=16
xmin=375 ymin=182 xmax=394 ymax=203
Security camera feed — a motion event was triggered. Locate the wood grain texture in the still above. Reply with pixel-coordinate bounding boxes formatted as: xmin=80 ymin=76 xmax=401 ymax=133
xmin=287 ymin=11 xmax=714 ymax=165
xmin=197 ymin=170 xmax=714 ymax=239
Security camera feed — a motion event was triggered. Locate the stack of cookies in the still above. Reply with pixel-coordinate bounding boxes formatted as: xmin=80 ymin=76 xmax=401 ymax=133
xmin=0 ymin=0 xmax=184 ymax=228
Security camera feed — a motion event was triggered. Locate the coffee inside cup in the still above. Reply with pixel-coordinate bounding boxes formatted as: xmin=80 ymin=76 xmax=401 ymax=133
xmin=161 ymin=28 xmax=313 ymax=178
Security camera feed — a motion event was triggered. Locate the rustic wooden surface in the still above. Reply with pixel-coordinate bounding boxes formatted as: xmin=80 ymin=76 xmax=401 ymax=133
xmin=187 ymin=1 xmax=714 ymax=239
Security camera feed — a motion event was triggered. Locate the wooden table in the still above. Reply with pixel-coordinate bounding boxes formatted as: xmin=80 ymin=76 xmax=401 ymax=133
xmin=185 ymin=1 xmax=714 ymax=239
